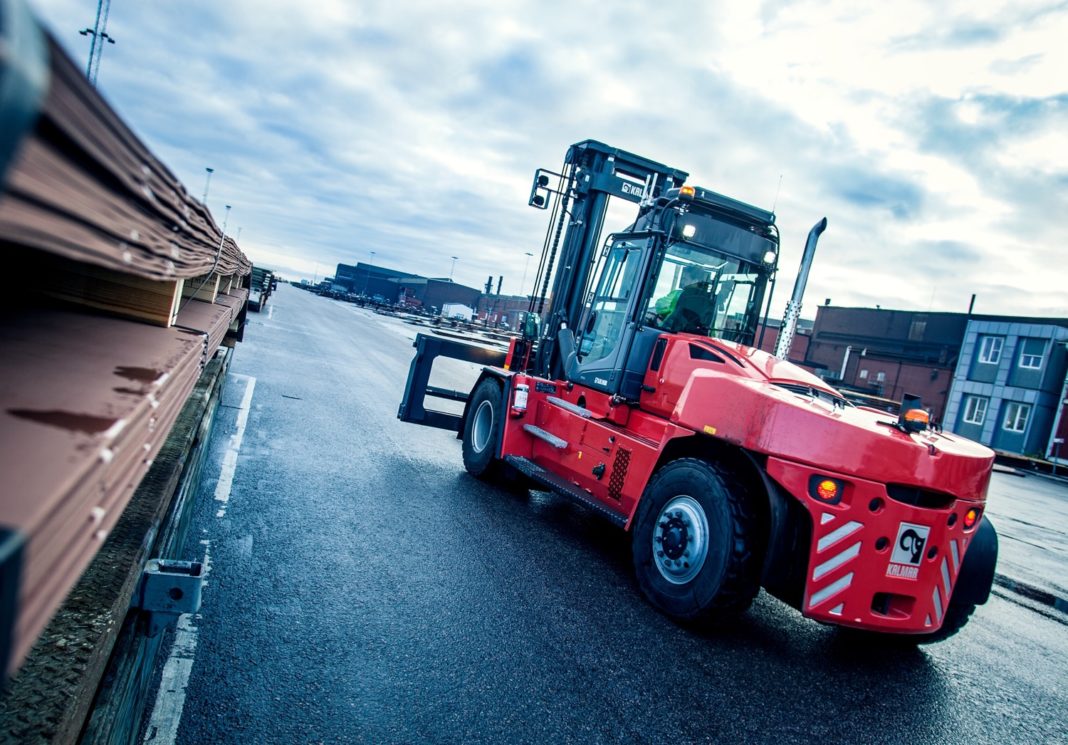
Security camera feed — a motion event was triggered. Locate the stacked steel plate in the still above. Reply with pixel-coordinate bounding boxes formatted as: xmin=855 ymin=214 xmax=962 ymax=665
xmin=0 ymin=8 xmax=253 ymax=677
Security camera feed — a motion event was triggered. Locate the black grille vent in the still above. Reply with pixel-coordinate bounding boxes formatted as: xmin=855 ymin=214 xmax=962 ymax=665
xmin=609 ymin=448 xmax=631 ymax=501
xmin=886 ymin=484 xmax=955 ymax=510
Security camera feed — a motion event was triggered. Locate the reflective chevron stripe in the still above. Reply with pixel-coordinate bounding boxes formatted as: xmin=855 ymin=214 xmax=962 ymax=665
xmin=816 ymin=520 xmax=863 ymax=552
xmin=813 ymin=541 xmax=862 ymax=580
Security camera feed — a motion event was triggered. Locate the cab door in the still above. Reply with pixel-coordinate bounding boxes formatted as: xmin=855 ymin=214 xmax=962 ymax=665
xmin=572 ymin=234 xmax=654 ymax=394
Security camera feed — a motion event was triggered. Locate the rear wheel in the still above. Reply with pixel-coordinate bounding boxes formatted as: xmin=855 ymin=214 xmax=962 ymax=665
xmin=913 ymin=516 xmax=996 ymax=644
xmin=631 ymin=458 xmax=760 ymax=622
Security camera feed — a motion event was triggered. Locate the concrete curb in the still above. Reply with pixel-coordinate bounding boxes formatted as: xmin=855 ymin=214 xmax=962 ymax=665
xmin=993 ymin=573 xmax=1068 ymax=616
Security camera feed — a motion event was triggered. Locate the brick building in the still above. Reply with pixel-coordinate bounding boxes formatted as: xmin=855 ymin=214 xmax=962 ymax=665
xmin=476 ymin=294 xmax=531 ymax=329
xmin=799 ymin=307 xmax=969 ymax=422
xmin=755 ymin=318 xmax=813 ymax=366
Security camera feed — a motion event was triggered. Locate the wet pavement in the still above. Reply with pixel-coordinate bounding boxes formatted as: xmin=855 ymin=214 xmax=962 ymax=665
xmin=986 ymin=471 xmax=1068 ymax=610
xmin=147 ymin=285 xmax=1068 ymax=744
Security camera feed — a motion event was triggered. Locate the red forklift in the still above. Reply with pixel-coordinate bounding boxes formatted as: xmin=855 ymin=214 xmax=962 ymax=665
xmin=399 ymin=140 xmax=997 ymax=641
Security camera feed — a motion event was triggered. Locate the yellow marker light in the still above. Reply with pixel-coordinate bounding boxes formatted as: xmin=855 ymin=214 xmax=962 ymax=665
xmin=680 ymin=185 xmax=696 ymax=199
xmin=703 ymin=425 xmax=717 ymax=435
xmin=964 ymin=507 xmax=980 ymax=529
xmin=904 ymin=409 xmax=930 ymax=426
xmin=809 ymin=475 xmax=844 ymax=504
xmin=816 ymin=479 xmax=839 ymax=502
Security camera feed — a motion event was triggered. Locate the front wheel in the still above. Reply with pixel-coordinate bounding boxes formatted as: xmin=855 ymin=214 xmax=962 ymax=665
xmin=631 ymin=458 xmax=760 ymax=622
xmin=462 ymin=378 xmax=503 ymax=479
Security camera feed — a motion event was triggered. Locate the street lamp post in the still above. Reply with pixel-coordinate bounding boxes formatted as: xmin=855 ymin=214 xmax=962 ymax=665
xmin=519 ymin=251 xmax=534 ymax=296
xmin=202 ymin=167 xmax=214 ymax=205
xmin=219 ymin=205 xmax=231 ymax=246
xmin=449 ymin=256 xmax=458 ymax=280
xmin=362 ymin=251 xmax=376 ymax=296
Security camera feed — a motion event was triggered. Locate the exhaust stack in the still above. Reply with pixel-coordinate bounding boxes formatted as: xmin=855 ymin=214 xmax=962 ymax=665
xmin=774 ymin=217 xmax=827 ymax=360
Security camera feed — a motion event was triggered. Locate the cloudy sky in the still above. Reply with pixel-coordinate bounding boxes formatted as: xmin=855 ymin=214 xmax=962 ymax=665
xmin=27 ymin=0 xmax=1068 ymax=318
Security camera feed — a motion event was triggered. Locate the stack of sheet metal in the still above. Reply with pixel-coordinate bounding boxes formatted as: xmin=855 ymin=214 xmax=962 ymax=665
xmin=0 ymin=35 xmax=251 ymax=282
xmin=0 ymin=305 xmax=202 ymax=671
xmin=0 ymin=17 xmax=254 ymax=677
xmin=175 ymin=298 xmax=234 ymax=367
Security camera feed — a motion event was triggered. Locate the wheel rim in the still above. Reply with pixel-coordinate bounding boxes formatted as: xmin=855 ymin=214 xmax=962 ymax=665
xmin=471 ymin=399 xmax=494 ymax=454
xmin=652 ymin=495 xmax=709 ymax=585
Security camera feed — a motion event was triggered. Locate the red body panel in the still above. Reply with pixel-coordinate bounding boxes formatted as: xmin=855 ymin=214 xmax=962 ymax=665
xmin=767 ymin=457 xmax=981 ymax=632
xmin=501 ymin=375 xmax=679 ymax=527
xmin=497 ymin=332 xmax=994 ymax=634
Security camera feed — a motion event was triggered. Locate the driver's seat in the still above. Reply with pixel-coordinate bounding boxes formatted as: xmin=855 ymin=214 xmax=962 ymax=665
xmin=663 ymin=281 xmax=715 ymax=335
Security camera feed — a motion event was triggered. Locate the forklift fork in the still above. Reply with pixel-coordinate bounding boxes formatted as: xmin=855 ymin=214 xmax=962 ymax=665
xmin=397 ymin=333 xmax=507 ymax=432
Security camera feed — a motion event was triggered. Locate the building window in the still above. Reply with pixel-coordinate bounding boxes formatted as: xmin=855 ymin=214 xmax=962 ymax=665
xmin=876 ymin=371 xmax=886 ymax=382
xmin=859 ymin=369 xmax=869 ymax=380
xmin=978 ymin=335 xmax=1003 ymax=365
xmin=962 ymin=395 xmax=988 ymax=425
xmin=1003 ymin=402 xmax=1030 ymax=433
xmin=1018 ymin=338 xmax=1046 ymax=370
xmin=908 ymin=317 xmax=927 ymax=341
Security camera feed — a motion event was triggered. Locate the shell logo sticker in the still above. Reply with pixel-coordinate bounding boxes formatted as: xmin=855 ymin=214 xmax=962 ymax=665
xmin=886 ymin=522 xmax=929 ymax=580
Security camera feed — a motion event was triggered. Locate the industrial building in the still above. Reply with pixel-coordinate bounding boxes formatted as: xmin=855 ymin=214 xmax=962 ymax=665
xmin=476 ymin=294 xmax=531 ymax=329
xmin=797 ymin=305 xmax=1068 ymax=459
xmin=334 ymin=262 xmax=481 ymax=312
xmin=390 ymin=277 xmax=481 ymax=313
xmin=334 ymin=262 xmax=420 ymax=299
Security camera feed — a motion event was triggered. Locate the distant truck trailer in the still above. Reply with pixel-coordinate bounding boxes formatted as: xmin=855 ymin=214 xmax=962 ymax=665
xmin=442 ymin=303 xmax=474 ymax=321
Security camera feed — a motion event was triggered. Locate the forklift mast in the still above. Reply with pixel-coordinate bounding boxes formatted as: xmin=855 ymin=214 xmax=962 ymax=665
xmin=527 ymin=141 xmax=689 ymax=378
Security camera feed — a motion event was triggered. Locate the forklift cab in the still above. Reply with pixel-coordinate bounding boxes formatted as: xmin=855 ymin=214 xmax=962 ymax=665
xmin=568 ymin=200 xmax=778 ymax=400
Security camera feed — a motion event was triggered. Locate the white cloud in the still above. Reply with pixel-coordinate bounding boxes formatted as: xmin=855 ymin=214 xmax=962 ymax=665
xmin=23 ymin=0 xmax=1068 ymax=317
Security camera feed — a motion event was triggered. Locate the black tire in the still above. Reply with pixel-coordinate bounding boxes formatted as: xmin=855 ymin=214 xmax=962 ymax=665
xmin=462 ymin=378 xmax=503 ymax=479
xmin=914 ymin=515 xmax=996 ymax=644
xmin=631 ymin=458 xmax=760 ymax=622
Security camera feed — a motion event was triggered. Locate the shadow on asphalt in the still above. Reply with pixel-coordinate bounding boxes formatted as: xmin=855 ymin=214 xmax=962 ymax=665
xmin=463 ymin=473 xmax=938 ymax=669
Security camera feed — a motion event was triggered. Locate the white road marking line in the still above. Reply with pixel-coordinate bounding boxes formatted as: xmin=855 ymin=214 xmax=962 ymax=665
xmin=267 ymin=304 xmax=274 ymax=319
xmin=142 ymin=541 xmax=212 ymax=744
xmin=214 ymin=375 xmax=256 ymax=517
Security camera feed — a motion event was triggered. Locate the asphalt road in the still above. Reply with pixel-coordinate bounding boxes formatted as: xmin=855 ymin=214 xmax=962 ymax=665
xmin=146 ymin=285 xmax=1068 ymax=744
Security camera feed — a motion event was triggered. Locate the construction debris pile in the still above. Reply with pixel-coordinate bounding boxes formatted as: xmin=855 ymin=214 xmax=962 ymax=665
xmin=0 ymin=22 xmax=252 ymax=676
